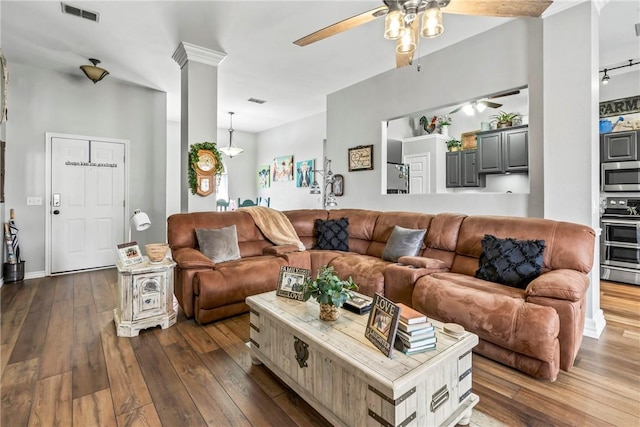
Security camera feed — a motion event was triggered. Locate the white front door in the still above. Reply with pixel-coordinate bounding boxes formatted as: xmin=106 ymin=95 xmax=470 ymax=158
xmin=50 ymin=136 xmax=126 ymax=273
xmin=405 ymin=153 xmax=430 ymax=194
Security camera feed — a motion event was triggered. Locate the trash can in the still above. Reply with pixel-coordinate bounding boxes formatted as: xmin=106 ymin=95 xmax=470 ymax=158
xmin=3 ymin=261 xmax=25 ymax=282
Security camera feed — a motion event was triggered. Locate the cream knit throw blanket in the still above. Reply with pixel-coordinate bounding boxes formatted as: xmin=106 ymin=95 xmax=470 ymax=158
xmin=238 ymin=206 xmax=305 ymax=251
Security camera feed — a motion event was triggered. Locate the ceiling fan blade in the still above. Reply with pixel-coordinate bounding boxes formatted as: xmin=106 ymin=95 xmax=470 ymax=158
xmin=442 ymin=0 xmax=553 ymax=18
xmin=294 ymin=5 xmax=388 ymax=46
xmin=449 ymin=105 xmax=463 ymax=114
xmin=484 ymin=101 xmax=503 ymax=109
xmin=489 ymin=89 xmax=521 ymax=99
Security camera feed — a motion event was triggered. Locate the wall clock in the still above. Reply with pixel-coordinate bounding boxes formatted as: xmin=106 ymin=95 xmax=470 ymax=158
xmin=348 ymin=145 xmax=373 ymax=172
xmin=194 ymin=149 xmax=217 ymax=196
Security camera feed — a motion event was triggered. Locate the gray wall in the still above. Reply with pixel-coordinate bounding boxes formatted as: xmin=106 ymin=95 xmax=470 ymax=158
xmin=256 ymin=112 xmax=326 ymax=210
xmin=5 ymin=62 xmax=167 ymax=276
xmin=326 ymin=19 xmax=542 ymax=217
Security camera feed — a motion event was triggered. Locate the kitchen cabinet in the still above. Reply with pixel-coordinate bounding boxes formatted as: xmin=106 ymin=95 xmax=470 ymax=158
xmin=477 ymin=125 xmax=528 ymax=174
xmin=446 ymin=149 xmax=485 ymax=188
xmin=601 ymin=130 xmax=639 ymax=162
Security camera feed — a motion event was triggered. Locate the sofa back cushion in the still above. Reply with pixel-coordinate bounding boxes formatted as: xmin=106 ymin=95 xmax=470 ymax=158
xmin=284 ymin=209 xmax=329 ymax=249
xmin=167 ymin=211 xmax=272 ymax=257
xmin=328 ymin=209 xmax=380 ymax=255
xmin=452 ymin=216 xmax=595 ymax=277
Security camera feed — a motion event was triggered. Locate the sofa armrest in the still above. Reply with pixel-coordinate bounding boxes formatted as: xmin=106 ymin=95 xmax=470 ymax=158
xmin=262 ymin=245 xmax=301 ymax=256
xmin=172 ymin=247 xmax=216 ymax=269
xmin=526 ymin=269 xmax=589 ymax=302
xmin=398 ymin=256 xmax=448 ymax=271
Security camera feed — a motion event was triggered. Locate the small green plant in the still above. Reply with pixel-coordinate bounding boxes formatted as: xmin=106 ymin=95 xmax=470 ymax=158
xmin=303 ymin=265 xmax=358 ymax=308
xmin=490 ymin=111 xmax=521 ymax=124
xmin=446 ymin=138 xmax=462 ymax=149
xmin=437 ymin=115 xmax=452 ymax=126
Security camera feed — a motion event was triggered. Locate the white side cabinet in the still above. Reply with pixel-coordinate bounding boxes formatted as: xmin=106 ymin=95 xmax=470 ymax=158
xmin=114 ymin=257 xmax=177 ymax=337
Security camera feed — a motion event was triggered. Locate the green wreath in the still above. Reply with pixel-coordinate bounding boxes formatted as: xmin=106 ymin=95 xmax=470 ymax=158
xmin=188 ymin=142 xmax=224 ymax=195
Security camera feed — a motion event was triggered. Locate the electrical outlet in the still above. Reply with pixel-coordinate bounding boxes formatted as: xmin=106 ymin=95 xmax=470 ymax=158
xmin=26 ymin=197 xmax=43 ymax=206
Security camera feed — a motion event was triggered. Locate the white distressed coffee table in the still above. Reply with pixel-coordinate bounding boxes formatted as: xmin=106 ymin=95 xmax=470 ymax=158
xmin=246 ymin=291 xmax=479 ymax=427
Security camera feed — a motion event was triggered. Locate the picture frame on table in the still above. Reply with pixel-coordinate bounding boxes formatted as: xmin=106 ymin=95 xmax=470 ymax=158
xmin=276 ymin=266 xmax=311 ymax=301
xmin=116 ymin=241 xmax=144 ymax=266
xmin=348 ymin=145 xmax=373 ymax=172
xmin=365 ymin=293 xmax=401 ymax=358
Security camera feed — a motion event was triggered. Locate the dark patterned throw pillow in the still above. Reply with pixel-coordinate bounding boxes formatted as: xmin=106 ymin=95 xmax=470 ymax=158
xmin=314 ymin=218 xmax=349 ymax=251
xmin=475 ymin=234 xmax=545 ymax=289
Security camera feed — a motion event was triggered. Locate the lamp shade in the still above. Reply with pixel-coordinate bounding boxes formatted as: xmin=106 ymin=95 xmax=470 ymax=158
xmin=80 ymin=58 xmax=109 ymax=83
xmin=384 ymin=8 xmax=405 ymax=40
xmin=131 ymin=209 xmax=151 ymax=232
xmin=421 ymin=2 xmax=444 ymax=38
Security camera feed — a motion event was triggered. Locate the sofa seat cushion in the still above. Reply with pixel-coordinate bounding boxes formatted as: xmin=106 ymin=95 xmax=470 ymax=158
xmin=194 ymin=255 xmax=288 ymax=309
xmin=413 ymin=274 xmax=559 ymax=364
xmin=328 ymin=254 xmax=390 ymax=297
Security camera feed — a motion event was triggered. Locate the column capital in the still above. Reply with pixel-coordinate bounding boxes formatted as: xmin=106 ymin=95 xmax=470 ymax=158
xmin=172 ymin=42 xmax=227 ymax=69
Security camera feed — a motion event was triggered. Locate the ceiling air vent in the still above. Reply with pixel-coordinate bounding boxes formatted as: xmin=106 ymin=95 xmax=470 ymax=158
xmin=248 ymin=98 xmax=266 ymax=104
xmin=61 ymin=2 xmax=100 ymax=22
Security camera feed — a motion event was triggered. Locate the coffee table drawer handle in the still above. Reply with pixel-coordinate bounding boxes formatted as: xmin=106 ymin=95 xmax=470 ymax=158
xmin=430 ymin=385 xmax=449 ymax=413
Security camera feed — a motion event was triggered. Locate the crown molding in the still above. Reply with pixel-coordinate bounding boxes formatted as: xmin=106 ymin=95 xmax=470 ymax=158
xmin=541 ymin=0 xmax=609 ymax=18
xmin=172 ymin=42 xmax=227 ymax=69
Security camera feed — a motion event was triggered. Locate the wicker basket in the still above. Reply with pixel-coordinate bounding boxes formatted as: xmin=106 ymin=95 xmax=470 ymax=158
xmin=145 ymin=243 xmax=169 ymax=263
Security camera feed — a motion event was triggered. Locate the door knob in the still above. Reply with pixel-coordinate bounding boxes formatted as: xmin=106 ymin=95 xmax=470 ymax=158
xmin=53 ymin=210 xmax=60 ymax=215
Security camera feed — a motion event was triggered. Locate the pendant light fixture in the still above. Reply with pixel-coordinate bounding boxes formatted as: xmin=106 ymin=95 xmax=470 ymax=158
xmin=219 ymin=112 xmax=244 ymax=158
xmin=80 ymin=58 xmax=109 ymax=83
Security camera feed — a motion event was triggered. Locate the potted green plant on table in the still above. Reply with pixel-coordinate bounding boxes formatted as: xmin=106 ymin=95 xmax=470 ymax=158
xmin=490 ymin=111 xmax=521 ymax=128
xmin=303 ymin=265 xmax=358 ymax=321
xmin=446 ymin=138 xmax=462 ymax=152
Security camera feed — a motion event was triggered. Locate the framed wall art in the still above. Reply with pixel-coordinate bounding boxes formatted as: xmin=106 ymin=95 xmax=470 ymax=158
xmin=348 ymin=145 xmax=373 ymax=172
xmin=257 ymin=165 xmax=270 ymax=189
xmin=333 ymin=174 xmax=344 ymax=196
xmin=296 ymin=159 xmax=314 ymax=188
xmin=273 ymin=155 xmax=294 ymax=182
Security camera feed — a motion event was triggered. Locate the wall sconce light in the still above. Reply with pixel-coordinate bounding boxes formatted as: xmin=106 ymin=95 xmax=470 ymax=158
xmin=219 ymin=111 xmax=244 ymax=158
xmin=129 ymin=209 xmax=151 ymax=242
xmin=80 ymin=58 xmax=109 ymax=83
xmin=310 ymin=158 xmax=337 ymax=209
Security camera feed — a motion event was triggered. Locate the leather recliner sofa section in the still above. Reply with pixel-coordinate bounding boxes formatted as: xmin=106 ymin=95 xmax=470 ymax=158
xmin=167 ymin=209 xmax=595 ymax=381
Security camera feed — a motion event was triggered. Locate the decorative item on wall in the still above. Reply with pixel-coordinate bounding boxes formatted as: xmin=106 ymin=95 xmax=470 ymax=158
xmin=0 ymin=49 xmax=7 ymax=123
xmin=333 ymin=174 xmax=344 ymax=196
xmin=273 ymin=155 xmax=294 ymax=182
xmin=348 ymin=145 xmax=373 ymax=172
xmin=296 ymin=159 xmax=314 ymax=188
xmin=310 ymin=158 xmax=337 ymax=208
xmin=188 ymin=142 xmax=223 ymax=196
xmin=419 ymin=116 xmax=437 ymax=134
xmin=257 ymin=165 xmax=271 ymax=189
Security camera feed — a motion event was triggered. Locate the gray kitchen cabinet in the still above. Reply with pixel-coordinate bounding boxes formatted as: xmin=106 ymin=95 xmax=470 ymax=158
xmin=446 ymin=149 xmax=485 ymax=188
xmin=601 ymin=130 xmax=639 ymax=162
xmin=477 ymin=125 xmax=528 ymax=174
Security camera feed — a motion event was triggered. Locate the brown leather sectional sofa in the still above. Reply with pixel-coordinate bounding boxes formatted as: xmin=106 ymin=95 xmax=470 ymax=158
xmin=167 ymin=208 xmax=595 ymax=381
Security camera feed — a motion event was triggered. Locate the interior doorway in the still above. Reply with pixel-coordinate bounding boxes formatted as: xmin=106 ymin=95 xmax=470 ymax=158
xmin=45 ymin=133 xmax=128 ymax=275
xmin=404 ymin=153 xmax=430 ymax=194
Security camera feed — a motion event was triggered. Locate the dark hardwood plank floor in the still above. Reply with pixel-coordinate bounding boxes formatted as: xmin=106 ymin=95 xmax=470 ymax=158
xmin=1 ymin=271 xmax=638 ymax=426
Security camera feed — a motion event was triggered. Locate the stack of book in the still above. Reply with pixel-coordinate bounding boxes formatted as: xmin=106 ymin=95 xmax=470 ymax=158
xmin=394 ymin=303 xmax=436 ymax=355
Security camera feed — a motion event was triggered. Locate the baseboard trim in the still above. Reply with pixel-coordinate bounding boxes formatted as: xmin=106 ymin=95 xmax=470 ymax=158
xmin=583 ymin=309 xmax=606 ymax=338
xmin=25 ymin=270 xmax=46 ymax=280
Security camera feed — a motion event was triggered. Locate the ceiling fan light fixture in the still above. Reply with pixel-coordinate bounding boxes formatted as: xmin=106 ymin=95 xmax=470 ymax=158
xmin=463 ymin=104 xmax=475 ymax=116
xmin=384 ymin=7 xmax=405 ymax=40
xmin=80 ymin=58 xmax=109 ymax=83
xmin=421 ymin=1 xmax=444 ymax=38
xmin=396 ymin=25 xmax=416 ymax=54
xmin=476 ymin=101 xmax=487 ymax=113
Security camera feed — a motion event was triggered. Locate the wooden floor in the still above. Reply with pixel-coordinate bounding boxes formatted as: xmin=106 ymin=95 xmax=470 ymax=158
xmin=1 ymin=271 xmax=639 ymax=427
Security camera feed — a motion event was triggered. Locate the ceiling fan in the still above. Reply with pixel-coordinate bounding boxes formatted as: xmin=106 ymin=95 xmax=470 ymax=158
xmin=294 ymin=1 xmax=552 ymax=68
xmin=449 ymin=90 xmax=521 ymax=114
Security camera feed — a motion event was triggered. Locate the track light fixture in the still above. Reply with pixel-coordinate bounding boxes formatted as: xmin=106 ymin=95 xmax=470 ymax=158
xmin=599 ymin=59 xmax=639 ymax=85
xmin=80 ymin=58 xmax=109 ymax=83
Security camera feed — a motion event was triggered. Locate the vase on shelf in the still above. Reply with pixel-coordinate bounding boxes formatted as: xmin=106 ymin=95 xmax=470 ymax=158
xmin=440 ymin=125 xmax=449 ymax=136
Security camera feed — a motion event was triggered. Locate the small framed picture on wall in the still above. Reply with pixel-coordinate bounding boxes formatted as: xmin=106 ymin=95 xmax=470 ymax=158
xmin=348 ymin=145 xmax=373 ymax=171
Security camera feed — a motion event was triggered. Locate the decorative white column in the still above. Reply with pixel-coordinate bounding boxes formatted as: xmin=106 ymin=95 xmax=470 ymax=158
xmin=543 ymin=3 xmax=606 ymax=338
xmin=172 ymin=42 xmax=226 ymax=213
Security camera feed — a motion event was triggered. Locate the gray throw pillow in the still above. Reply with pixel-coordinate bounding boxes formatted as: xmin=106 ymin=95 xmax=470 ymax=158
xmin=195 ymin=224 xmax=241 ymax=263
xmin=382 ymin=226 xmax=427 ymax=262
